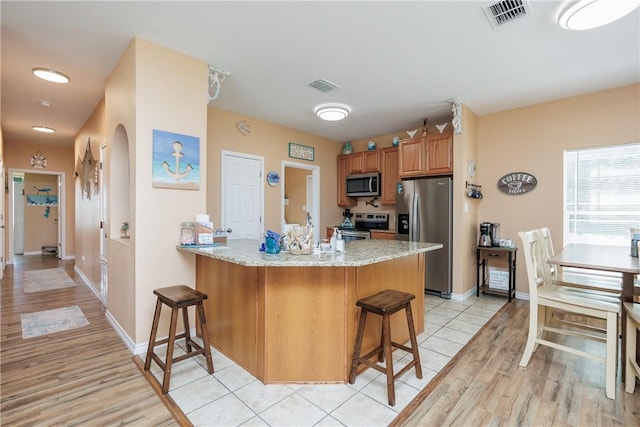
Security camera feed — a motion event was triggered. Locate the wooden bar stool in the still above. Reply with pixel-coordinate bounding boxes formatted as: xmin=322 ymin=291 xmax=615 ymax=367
xmin=349 ymin=289 xmax=422 ymax=406
xmin=144 ymin=285 xmax=214 ymax=394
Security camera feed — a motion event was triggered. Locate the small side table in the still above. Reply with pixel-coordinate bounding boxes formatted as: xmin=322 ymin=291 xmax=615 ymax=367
xmin=476 ymin=246 xmax=517 ymax=302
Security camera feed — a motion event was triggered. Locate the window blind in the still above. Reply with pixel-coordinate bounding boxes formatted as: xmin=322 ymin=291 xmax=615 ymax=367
xmin=563 ymin=142 xmax=640 ymax=246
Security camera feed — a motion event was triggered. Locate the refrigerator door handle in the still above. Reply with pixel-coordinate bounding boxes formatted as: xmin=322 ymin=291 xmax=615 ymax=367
xmin=412 ymin=193 xmax=419 ymax=241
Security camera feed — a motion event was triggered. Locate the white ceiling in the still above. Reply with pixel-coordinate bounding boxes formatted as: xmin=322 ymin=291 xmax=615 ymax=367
xmin=2 ymin=1 xmax=639 ymax=148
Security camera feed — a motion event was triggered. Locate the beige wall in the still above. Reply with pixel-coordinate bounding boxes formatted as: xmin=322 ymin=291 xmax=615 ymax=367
xmin=132 ymin=39 xmax=209 ymax=343
xmin=74 ymin=98 xmax=106 ymax=294
xmin=477 ymin=83 xmax=640 ymax=296
xmin=4 ymin=141 xmax=75 ymax=259
xmin=206 ymin=108 xmax=344 ymax=234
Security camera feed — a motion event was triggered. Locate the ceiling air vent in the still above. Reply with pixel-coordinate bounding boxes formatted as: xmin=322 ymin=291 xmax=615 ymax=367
xmin=308 ymin=79 xmax=341 ymax=93
xmin=483 ymin=0 xmax=531 ymax=28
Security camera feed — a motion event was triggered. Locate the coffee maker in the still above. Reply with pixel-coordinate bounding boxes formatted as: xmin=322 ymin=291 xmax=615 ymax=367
xmin=479 ymin=222 xmax=492 ymax=247
xmin=479 ymin=222 xmax=500 ymax=247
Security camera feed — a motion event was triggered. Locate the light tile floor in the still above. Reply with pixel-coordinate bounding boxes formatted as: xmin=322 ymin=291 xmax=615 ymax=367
xmin=149 ymin=294 xmax=506 ymax=427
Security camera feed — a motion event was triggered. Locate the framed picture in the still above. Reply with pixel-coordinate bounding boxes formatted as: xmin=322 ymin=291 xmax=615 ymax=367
xmin=288 ymin=142 xmax=314 ymax=161
xmin=152 ymin=129 xmax=200 ymax=190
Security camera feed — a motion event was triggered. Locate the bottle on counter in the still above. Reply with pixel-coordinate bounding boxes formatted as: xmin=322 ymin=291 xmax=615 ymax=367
xmin=330 ymin=227 xmax=338 ymax=251
xmin=336 ymin=230 xmax=345 ymax=252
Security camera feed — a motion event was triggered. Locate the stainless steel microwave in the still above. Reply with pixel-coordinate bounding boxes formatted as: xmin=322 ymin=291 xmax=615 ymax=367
xmin=346 ymin=172 xmax=381 ymax=197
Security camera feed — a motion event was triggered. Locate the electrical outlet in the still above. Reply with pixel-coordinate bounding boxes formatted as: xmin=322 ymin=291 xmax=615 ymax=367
xmin=82 ymin=255 xmax=86 ymax=263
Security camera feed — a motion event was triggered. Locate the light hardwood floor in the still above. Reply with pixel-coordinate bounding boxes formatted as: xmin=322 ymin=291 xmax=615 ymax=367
xmin=0 ymin=256 xmax=177 ymax=426
xmin=392 ymin=300 xmax=640 ymax=426
xmin=2 ymin=256 xmax=638 ymax=426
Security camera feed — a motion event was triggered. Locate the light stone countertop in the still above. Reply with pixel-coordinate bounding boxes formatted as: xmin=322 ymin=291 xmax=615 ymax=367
xmin=177 ymin=238 xmax=443 ymax=267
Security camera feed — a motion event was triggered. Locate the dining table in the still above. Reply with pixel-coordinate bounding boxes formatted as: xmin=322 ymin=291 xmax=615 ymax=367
xmin=548 ymin=243 xmax=639 ymax=381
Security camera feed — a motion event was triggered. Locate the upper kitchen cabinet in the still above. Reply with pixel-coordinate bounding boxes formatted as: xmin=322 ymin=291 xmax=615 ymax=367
xmin=398 ymin=133 xmax=453 ymax=177
xmin=381 ymin=147 xmax=399 ymax=205
xmin=337 ymin=154 xmax=357 ymax=207
xmin=397 ymin=136 xmax=424 ymax=177
xmin=347 ymin=150 xmax=380 ymax=174
xmin=426 ymin=133 xmax=453 ymax=175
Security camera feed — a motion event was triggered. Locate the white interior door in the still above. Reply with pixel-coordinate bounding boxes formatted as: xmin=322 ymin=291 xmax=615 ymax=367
xmin=13 ymin=178 xmax=24 ymax=254
xmin=221 ymin=151 xmax=263 ymax=239
xmin=0 ymin=161 xmax=4 ymax=277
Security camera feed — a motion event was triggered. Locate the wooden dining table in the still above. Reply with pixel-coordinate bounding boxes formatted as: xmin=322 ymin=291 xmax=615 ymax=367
xmin=548 ymin=243 xmax=639 ymax=381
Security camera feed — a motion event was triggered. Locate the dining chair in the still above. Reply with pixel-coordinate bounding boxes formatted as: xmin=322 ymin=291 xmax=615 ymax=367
xmin=539 ymin=227 xmax=622 ymax=294
xmin=623 ymin=301 xmax=640 ymax=393
xmin=518 ymin=229 xmax=621 ymax=399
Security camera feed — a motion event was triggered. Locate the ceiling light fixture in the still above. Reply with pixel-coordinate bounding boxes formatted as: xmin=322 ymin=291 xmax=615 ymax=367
xmin=558 ymin=0 xmax=640 ymax=30
xmin=32 ymin=126 xmax=55 ymax=133
xmin=32 ymin=67 xmax=70 ymax=83
xmin=314 ymin=104 xmax=351 ymax=121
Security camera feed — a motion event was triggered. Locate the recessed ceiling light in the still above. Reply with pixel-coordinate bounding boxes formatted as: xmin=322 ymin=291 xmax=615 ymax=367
xmin=32 ymin=126 xmax=55 ymax=133
xmin=40 ymin=100 xmax=52 ymax=107
xmin=32 ymin=67 xmax=70 ymax=84
xmin=314 ymin=104 xmax=351 ymax=121
xmin=558 ymin=0 xmax=640 ymax=30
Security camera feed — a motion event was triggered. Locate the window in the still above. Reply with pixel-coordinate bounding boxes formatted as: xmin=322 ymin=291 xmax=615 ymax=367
xmin=563 ymin=142 xmax=640 ymax=246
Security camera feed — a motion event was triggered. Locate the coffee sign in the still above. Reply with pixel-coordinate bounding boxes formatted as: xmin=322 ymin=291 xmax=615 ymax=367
xmin=497 ymin=172 xmax=537 ymax=195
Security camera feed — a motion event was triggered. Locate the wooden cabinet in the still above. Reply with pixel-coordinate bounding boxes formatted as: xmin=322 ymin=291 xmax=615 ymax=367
xmin=398 ymin=133 xmax=453 ymax=177
xmin=370 ymin=231 xmax=395 ymax=240
xmin=348 ymin=151 xmax=380 ymax=174
xmin=337 ymin=155 xmax=356 ymax=207
xmin=398 ymin=137 xmax=424 ymax=177
xmin=427 ymin=133 xmax=453 ymax=175
xmin=381 ymin=147 xmax=399 ymax=205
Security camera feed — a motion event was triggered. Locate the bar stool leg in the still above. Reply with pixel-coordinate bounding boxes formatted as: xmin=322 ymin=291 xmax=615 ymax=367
xmin=349 ymin=308 xmax=368 ymax=384
xmin=382 ymin=313 xmax=395 ymax=406
xmin=181 ymin=306 xmax=193 ymax=353
xmin=144 ymin=298 xmax=163 ymax=371
xmin=197 ymin=301 xmax=214 ymax=373
xmin=161 ymin=307 xmax=180 ymax=394
xmin=405 ymin=303 xmax=423 ymax=379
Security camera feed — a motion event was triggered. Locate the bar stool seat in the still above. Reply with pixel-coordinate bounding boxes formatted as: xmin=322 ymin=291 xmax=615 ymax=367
xmin=144 ymin=285 xmax=214 ymax=394
xmin=349 ymin=289 xmax=422 ymax=406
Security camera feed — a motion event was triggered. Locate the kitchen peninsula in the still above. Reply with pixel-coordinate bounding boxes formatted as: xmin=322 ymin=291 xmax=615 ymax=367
xmin=178 ymin=239 xmax=442 ymax=383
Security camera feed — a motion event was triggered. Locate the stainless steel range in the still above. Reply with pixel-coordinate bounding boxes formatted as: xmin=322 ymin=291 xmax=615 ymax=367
xmin=339 ymin=213 xmax=389 ymax=241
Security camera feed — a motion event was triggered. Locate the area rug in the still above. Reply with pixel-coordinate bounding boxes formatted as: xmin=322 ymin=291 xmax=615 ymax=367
xmin=21 ymin=305 xmax=89 ymax=339
xmin=23 ymin=268 xmax=77 ymax=293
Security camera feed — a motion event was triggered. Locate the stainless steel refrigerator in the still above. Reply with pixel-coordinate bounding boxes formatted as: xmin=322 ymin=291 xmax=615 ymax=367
xmin=395 ymin=177 xmax=452 ymax=298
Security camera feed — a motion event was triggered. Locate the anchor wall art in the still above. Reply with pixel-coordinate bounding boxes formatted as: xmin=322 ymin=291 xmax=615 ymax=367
xmin=152 ymin=129 xmax=200 ymax=190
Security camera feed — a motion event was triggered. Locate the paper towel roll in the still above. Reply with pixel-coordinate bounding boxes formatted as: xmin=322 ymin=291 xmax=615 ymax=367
xmin=195 ymin=214 xmax=210 ymax=223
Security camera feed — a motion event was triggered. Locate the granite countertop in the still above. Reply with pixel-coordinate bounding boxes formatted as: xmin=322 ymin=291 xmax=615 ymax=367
xmin=177 ymin=238 xmax=442 ymax=267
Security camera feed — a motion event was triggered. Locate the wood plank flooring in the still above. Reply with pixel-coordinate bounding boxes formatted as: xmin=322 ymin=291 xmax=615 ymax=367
xmin=392 ymin=300 xmax=640 ymax=426
xmin=2 ymin=255 xmax=638 ymax=426
xmin=0 ymin=256 xmax=177 ymax=426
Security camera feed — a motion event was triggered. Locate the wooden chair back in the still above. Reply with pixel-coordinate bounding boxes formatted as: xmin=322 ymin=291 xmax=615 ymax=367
xmin=518 ymin=229 xmax=547 ymax=302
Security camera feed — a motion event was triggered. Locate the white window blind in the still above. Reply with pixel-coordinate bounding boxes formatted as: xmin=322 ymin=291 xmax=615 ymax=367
xmin=563 ymin=142 xmax=640 ymax=246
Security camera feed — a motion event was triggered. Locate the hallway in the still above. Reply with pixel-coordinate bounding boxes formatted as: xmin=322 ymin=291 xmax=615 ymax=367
xmin=0 ymin=255 xmax=176 ymax=426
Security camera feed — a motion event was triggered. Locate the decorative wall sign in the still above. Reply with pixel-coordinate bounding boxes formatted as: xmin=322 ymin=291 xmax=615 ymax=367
xmin=152 ymin=129 xmax=200 ymax=190
xmin=497 ymin=172 xmax=537 ymax=195
xmin=30 ymin=150 xmax=47 ymax=169
xmin=288 ymin=142 xmax=314 ymax=161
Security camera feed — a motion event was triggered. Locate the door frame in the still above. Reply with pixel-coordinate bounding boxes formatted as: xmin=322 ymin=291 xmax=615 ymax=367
xmin=7 ymin=168 xmax=66 ymax=264
xmin=281 ymin=160 xmax=320 ymax=243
